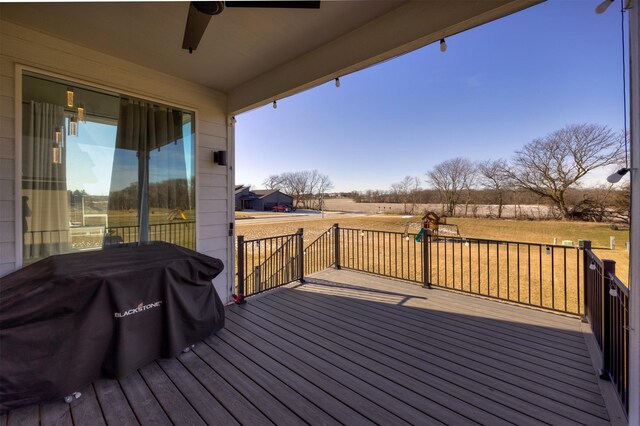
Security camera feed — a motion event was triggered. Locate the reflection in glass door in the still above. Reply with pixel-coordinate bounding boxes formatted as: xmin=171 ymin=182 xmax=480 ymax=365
xmin=22 ymin=72 xmax=196 ymax=265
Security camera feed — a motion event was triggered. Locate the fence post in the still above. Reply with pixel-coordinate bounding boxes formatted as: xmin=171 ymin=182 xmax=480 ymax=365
xmin=599 ymin=259 xmax=616 ymax=380
xmin=422 ymin=230 xmax=431 ymax=289
xmin=297 ymin=228 xmax=305 ymax=283
xmin=334 ymin=223 xmax=341 ymax=270
xmin=581 ymin=240 xmax=591 ymax=322
xmin=235 ymin=235 xmax=246 ymax=304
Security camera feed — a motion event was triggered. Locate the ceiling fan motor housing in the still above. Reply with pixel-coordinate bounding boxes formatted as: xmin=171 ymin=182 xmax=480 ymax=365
xmin=193 ymin=1 xmax=224 ymax=15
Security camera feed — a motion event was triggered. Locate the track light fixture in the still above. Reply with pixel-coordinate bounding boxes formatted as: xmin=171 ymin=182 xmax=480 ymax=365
xmin=607 ymin=168 xmax=630 ymax=183
xmin=595 ymin=0 xmax=614 ymax=13
xmin=439 ymin=38 xmax=447 ymax=52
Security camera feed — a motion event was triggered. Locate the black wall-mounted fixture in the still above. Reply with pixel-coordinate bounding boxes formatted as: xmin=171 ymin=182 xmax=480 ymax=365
xmin=213 ymin=150 xmax=227 ymax=166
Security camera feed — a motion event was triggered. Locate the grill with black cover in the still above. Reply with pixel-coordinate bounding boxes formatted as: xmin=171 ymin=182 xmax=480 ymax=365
xmin=0 ymin=242 xmax=225 ymax=413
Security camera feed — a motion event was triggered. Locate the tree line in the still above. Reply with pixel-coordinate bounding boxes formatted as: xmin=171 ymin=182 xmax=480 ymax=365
xmin=353 ymin=124 xmax=629 ymax=222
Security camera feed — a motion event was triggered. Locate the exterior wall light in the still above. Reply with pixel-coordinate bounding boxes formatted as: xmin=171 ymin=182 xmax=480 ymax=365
xmin=213 ymin=150 xmax=227 ymax=166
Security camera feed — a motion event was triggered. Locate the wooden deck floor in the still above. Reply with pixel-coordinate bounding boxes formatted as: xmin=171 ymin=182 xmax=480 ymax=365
xmin=2 ymin=269 xmax=612 ymax=425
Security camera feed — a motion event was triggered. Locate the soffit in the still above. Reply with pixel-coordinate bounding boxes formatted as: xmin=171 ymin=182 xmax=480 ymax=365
xmin=1 ymin=1 xmax=543 ymax=114
xmin=0 ymin=1 xmax=406 ymax=91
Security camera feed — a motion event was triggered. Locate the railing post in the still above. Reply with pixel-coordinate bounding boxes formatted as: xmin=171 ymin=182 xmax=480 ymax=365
xmin=297 ymin=228 xmax=305 ymax=283
xmin=599 ymin=259 xmax=616 ymax=380
xmin=581 ymin=240 xmax=591 ymax=322
xmin=333 ymin=223 xmax=341 ymax=270
xmin=235 ymin=235 xmax=246 ymax=304
xmin=422 ymin=230 xmax=431 ymax=289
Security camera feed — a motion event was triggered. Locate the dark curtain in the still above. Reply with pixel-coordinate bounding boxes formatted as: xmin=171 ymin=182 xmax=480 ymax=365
xmin=108 ymin=98 xmax=184 ymax=242
xmin=22 ymin=101 xmax=69 ymax=260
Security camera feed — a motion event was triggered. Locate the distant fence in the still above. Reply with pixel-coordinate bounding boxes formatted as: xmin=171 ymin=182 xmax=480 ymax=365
xmin=584 ymin=243 xmax=629 ymax=415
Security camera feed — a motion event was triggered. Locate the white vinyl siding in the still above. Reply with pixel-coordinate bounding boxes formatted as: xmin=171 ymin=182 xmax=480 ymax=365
xmin=0 ymin=20 xmax=234 ymax=302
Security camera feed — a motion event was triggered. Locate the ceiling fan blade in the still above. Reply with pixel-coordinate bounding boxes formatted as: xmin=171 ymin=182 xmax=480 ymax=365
xmin=182 ymin=2 xmax=213 ymax=53
xmin=225 ymin=1 xmax=320 ymax=9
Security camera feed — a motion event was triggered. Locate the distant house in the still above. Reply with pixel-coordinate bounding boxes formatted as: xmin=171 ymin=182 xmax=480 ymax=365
xmin=235 ymin=186 xmax=293 ymax=211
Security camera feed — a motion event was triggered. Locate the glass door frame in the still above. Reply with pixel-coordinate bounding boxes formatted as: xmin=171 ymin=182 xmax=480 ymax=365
xmin=15 ymin=65 xmax=199 ymax=268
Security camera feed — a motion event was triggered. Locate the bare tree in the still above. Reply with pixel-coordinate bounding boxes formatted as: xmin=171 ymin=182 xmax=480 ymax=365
xmin=478 ymin=159 xmax=511 ymax=218
xmin=263 ymin=175 xmax=283 ymax=190
xmin=315 ymin=173 xmax=334 ymax=211
xmin=505 ymin=124 xmax=624 ymax=219
xmin=390 ymin=176 xmax=421 ymax=214
xmin=262 ymin=170 xmax=332 ymax=209
xmin=426 ymin=158 xmax=475 ymax=216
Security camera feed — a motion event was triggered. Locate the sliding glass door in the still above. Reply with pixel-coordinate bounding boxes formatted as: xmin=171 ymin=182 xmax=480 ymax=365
xmin=21 ymin=71 xmax=196 ymax=265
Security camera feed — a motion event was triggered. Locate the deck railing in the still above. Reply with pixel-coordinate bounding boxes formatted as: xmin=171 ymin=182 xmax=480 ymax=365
xmin=236 ymin=224 xmax=588 ymax=315
xmin=424 ymin=234 xmax=583 ymax=315
xmin=334 ymin=226 xmax=583 ymax=315
xmin=236 ymin=230 xmax=303 ymax=299
xmin=336 ymin=227 xmax=426 ymax=284
xmin=104 ymin=221 xmax=196 ymax=249
xmin=584 ymin=242 xmax=629 ymax=415
xmin=23 ymin=221 xmax=196 ymax=261
xmin=304 ymin=227 xmax=336 ymax=276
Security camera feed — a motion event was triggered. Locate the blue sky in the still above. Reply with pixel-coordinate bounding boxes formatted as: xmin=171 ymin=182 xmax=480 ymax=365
xmin=235 ymin=0 xmax=629 ymax=192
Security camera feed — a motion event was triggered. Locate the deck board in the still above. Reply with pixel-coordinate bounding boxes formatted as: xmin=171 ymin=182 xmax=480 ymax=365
xmin=221 ymin=321 xmax=399 ymax=424
xmin=224 ymin=312 xmax=453 ymax=425
xmin=3 ymin=269 xmax=613 ymax=425
xmin=190 ymin=340 xmax=303 ymax=425
xmin=178 ymin=349 xmax=272 ymax=426
xmin=39 ymin=399 xmax=71 ymax=426
xmin=209 ymin=330 xmax=370 ymax=424
xmin=252 ymin=293 xmax=606 ymax=416
xmin=156 ymin=358 xmax=239 ymax=426
xmin=138 ymin=362 xmax=206 ymax=426
xmin=289 ymin=285 xmax=606 ymax=406
xmin=69 ymin=385 xmax=106 ymax=426
xmin=285 ymin=284 xmax=602 ymax=387
xmin=119 ymin=371 xmax=172 ymax=426
xmin=259 ymin=290 xmax=606 ymax=425
xmin=199 ymin=337 xmax=337 ymax=425
xmin=7 ymin=404 xmax=38 ymax=426
xmin=93 ymin=379 xmax=139 ymax=426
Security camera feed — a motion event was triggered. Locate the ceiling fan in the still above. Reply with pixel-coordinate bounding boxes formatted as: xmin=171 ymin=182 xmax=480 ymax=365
xmin=182 ymin=1 xmax=321 ymax=54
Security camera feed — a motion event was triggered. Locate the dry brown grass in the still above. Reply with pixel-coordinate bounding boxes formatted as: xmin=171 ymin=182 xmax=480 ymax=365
xmin=236 ymin=214 xmax=630 ymax=313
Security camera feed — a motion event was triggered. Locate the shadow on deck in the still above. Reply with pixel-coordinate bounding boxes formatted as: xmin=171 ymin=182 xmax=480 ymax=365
xmin=2 ymin=269 xmax=617 ymax=425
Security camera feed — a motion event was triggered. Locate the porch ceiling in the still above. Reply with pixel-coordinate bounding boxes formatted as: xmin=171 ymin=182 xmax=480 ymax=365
xmin=1 ymin=0 xmax=542 ymax=114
